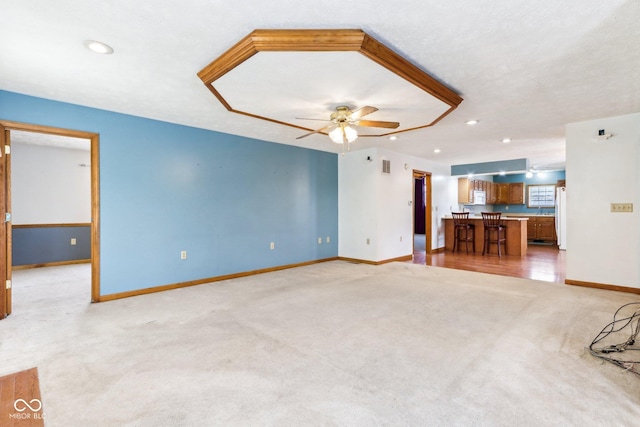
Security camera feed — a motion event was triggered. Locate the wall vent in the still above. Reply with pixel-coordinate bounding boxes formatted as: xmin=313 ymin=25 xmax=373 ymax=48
xmin=382 ymin=159 xmax=391 ymax=174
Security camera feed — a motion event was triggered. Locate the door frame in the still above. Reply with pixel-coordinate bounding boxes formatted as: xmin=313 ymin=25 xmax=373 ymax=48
xmin=0 ymin=125 xmax=8 ymax=318
xmin=0 ymin=120 xmax=100 ymax=312
xmin=412 ymin=170 xmax=432 ymax=254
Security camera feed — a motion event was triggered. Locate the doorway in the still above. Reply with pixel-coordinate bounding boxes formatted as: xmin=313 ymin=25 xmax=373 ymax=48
xmin=0 ymin=121 xmax=100 ymax=319
xmin=413 ymin=170 xmax=432 ymax=258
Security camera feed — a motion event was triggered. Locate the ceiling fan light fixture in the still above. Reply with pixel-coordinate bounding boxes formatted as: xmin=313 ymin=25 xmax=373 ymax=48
xmin=329 ymin=126 xmax=344 ymax=144
xmin=344 ymin=125 xmax=358 ymax=143
xmin=329 ymin=124 xmax=357 ymax=144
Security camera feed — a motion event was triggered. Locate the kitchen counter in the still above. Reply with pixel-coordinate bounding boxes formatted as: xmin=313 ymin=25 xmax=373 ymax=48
xmin=502 ymin=213 xmax=555 ymax=217
xmin=443 ymin=216 xmax=528 ymax=256
xmin=443 ymin=215 xmax=528 ymax=220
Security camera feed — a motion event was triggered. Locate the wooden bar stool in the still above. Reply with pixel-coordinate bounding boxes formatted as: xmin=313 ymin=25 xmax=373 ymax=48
xmin=452 ymin=212 xmax=475 ymax=254
xmin=481 ymin=212 xmax=506 ymax=257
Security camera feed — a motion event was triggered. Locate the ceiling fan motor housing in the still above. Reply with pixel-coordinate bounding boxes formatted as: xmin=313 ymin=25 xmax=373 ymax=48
xmin=331 ymin=106 xmax=351 ymax=123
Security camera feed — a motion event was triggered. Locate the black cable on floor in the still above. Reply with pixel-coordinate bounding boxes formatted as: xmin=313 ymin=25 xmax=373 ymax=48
xmin=589 ymin=302 xmax=640 ymax=377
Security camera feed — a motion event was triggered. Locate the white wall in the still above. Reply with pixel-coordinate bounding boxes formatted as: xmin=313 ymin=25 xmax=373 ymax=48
xmin=11 ymin=143 xmax=91 ymax=224
xmin=339 ymin=147 xmax=458 ymax=262
xmin=566 ymin=112 xmax=640 ymax=288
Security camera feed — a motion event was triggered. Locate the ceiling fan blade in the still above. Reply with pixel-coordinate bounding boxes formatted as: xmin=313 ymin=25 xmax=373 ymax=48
xmin=295 ymin=117 xmax=330 ymax=121
xmin=296 ymin=125 xmax=333 ymax=139
xmin=357 ymin=119 xmax=400 ymax=129
xmin=348 ymin=106 xmax=378 ymax=120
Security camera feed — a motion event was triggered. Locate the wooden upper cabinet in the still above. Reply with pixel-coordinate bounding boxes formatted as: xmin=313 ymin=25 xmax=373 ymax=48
xmin=509 ymin=182 xmax=525 ymax=204
xmin=496 ymin=183 xmax=509 ymax=204
xmin=458 ymin=178 xmax=472 ymax=204
xmin=458 ymin=178 xmax=524 ymax=205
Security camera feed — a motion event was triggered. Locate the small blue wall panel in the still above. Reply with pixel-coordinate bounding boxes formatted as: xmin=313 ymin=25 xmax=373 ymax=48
xmin=13 ymin=226 xmax=91 ymax=266
xmin=451 ymin=158 xmax=529 ymax=176
xmin=0 ymin=90 xmax=338 ymax=295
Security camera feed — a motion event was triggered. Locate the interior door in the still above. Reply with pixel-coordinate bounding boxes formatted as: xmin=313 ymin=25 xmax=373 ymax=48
xmin=0 ymin=125 xmax=11 ymax=318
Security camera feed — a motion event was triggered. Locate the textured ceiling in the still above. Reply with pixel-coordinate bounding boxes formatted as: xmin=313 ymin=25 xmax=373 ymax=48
xmin=1 ymin=0 xmax=639 ymax=172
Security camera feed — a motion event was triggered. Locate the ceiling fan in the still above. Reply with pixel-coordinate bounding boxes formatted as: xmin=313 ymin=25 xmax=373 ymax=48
xmin=296 ymin=106 xmax=399 ymax=148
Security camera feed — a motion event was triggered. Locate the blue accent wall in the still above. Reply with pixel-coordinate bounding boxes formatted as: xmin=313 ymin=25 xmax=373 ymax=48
xmin=13 ymin=226 xmax=91 ymax=266
xmin=451 ymin=158 xmax=529 ymax=176
xmin=0 ymin=90 xmax=338 ymax=295
xmin=493 ymin=171 xmax=565 ymax=213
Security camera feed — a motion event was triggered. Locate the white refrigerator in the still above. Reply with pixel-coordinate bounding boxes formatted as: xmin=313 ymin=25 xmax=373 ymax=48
xmin=555 ymin=187 xmax=567 ymax=250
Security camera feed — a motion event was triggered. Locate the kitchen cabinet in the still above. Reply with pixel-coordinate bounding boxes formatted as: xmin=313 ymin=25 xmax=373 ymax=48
xmin=496 ymin=183 xmax=509 ymax=204
xmin=509 ymin=182 xmax=525 ymax=204
xmin=487 ymin=182 xmax=496 ymax=204
xmin=458 ymin=178 xmax=474 ymax=204
xmin=526 ymin=216 xmax=556 ymax=242
xmin=495 ymin=182 xmax=524 ymax=205
xmin=458 ymin=179 xmax=525 ymax=205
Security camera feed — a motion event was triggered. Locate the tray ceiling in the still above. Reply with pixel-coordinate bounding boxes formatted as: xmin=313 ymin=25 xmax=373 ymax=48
xmin=198 ymin=30 xmax=462 ymax=139
xmin=1 ymin=0 xmax=639 ymax=171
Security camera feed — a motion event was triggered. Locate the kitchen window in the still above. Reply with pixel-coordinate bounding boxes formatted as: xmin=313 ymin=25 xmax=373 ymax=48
xmin=527 ymin=184 xmax=556 ymax=208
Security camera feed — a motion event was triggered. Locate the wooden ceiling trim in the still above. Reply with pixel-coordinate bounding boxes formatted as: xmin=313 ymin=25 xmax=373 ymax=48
xmin=249 ymin=29 xmax=367 ymax=51
xmin=196 ymin=29 xmax=462 ymax=138
xmin=197 ymin=34 xmax=258 ymax=84
xmin=359 ymin=33 xmax=463 ymax=107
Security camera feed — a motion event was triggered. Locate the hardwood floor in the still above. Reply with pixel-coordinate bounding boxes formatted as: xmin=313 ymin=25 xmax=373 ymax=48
xmin=411 ymin=242 xmax=566 ymax=284
xmin=0 ymin=367 xmax=44 ymax=426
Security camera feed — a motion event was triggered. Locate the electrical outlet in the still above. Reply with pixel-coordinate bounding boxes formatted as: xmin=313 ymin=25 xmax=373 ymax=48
xmin=366 ymin=238 xmax=370 ymax=245
xmin=326 ymin=236 xmax=330 ymax=243
xmin=180 ymin=250 xmax=187 ymax=260
xmin=611 ymin=203 xmax=633 ymax=212
xmin=270 ymin=242 xmax=275 ymax=250
xmin=70 ymin=238 xmax=77 ymax=245
xmin=318 ymin=237 xmax=322 ymax=244
xmin=400 ymin=236 xmax=403 ymax=242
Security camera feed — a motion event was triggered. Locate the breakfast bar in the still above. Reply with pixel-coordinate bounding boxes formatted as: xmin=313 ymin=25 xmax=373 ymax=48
xmin=443 ymin=215 xmax=528 ymax=256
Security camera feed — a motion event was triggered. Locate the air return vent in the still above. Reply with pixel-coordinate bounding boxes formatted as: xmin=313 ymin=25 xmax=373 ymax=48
xmin=382 ymin=159 xmax=391 ymax=174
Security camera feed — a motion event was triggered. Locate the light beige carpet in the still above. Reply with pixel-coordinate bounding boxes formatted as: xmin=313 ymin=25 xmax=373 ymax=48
xmin=1 ymin=261 xmax=639 ymax=426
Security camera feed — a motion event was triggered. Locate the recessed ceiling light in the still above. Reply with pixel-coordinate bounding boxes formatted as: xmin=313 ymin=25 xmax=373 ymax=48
xmin=499 ymin=171 xmax=506 ymax=176
xmin=85 ymin=40 xmax=114 ymax=54
xmin=433 ymin=148 xmax=441 ymax=153
xmin=465 ymin=120 xmax=479 ymax=125
xmin=502 ymin=138 xmax=511 ymax=143
xmin=389 ymin=136 xmax=398 ymax=141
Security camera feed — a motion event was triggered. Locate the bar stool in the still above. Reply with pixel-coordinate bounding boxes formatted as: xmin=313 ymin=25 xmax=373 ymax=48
xmin=452 ymin=212 xmax=475 ymax=254
xmin=481 ymin=212 xmax=506 ymax=257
